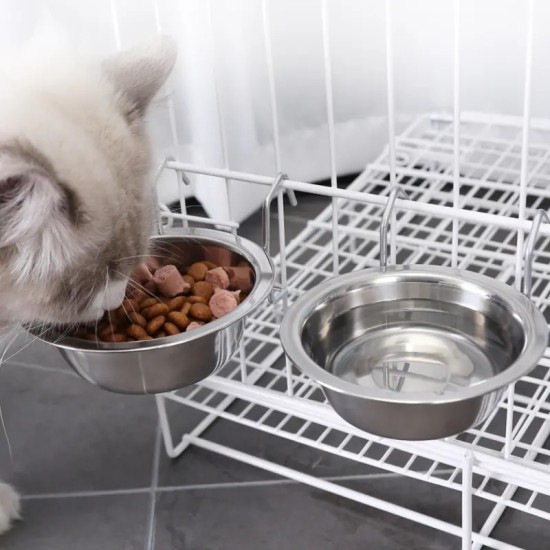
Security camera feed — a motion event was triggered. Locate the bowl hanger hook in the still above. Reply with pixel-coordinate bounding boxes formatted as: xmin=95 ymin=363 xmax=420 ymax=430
xmin=524 ymin=209 xmax=550 ymax=299
xmin=379 ymin=185 xmax=411 ymax=268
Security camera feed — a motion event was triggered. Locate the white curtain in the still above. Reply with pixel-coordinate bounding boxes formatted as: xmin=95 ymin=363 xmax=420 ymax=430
xmin=2 ymin=0 xmax=550 ymax=222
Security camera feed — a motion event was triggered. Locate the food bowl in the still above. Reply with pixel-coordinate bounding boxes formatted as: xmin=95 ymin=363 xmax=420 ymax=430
xmin=29 ymin=229 xmax=274 ymax=394
xmin=280 ymin=265 xmax=548 ymax=440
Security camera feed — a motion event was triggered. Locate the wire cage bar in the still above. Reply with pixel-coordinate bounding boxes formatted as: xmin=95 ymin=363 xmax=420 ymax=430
xmin=135 ymin=0 xmax=550 ymax=547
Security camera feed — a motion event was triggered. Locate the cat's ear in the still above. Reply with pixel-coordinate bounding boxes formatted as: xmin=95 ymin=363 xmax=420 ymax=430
xmin=0 ymin=148 xmax=78 ymax=246
xmin=103 ymin=36 xmax=177 ymax=120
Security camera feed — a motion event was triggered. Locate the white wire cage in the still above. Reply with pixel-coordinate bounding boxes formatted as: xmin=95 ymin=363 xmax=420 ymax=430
xmin=72 ymin=0 xmax=550 ymax=547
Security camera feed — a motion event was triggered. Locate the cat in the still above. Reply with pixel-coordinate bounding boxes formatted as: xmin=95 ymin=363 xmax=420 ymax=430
xmin=0 ymin=35 xmax=177 ymax=534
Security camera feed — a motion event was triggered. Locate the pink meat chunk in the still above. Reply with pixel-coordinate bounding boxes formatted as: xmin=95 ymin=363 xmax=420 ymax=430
xmin=205 ymin=267 xmax=230 ymax=289
xmin=209 ymin=289 xmax=238 ymax=318
xmin=186 ymin=321 xmax=203 ymax=331
xmin=153 ymin=265 xmax=191 ymax=297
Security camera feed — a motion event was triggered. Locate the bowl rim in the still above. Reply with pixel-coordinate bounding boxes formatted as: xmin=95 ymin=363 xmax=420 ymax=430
xmin=31 ymin=228 xmax=275 ymax=353
xmin=279 ymin=265 xmax=549 ymax=405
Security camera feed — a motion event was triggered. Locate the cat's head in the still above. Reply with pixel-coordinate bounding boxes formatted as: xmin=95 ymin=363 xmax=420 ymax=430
xmin=0 ymin=36 xmax=177 ymax=326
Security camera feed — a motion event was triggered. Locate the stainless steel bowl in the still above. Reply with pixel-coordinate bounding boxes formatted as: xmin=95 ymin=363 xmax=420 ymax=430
xmin=30 ymin=229 xmax=274 ymax=394
xmin=280 ymin=266 xmax=548 ymax=440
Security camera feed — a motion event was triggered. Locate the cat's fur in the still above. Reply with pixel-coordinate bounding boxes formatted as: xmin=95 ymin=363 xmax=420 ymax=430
xmin=0 ymin=36 xmax=177 ymax=534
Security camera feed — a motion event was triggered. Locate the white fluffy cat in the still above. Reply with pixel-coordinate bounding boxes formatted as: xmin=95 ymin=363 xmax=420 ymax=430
xmin=0 ymin=36 xmax=177 ymax=534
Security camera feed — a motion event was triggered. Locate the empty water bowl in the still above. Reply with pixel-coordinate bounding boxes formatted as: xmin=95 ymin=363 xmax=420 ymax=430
xmin=280 ymin=264 xmax=548 ymax=440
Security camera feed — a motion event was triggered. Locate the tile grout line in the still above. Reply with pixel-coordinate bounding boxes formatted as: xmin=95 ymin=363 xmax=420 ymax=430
xmin=20 ymin=468 xmax=455 ymax=501
xmin=145 ymin=422 xmax=162 ymax=550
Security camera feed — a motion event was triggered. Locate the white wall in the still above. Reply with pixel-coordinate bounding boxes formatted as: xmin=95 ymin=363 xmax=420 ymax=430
xmin=1 ymin=0 xmax=549 ymax=221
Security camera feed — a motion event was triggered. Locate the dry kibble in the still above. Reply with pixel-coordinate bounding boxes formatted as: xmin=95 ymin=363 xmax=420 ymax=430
xmin=164 ymin=322 xmax=180 ymax=336
xmin=182 ymin=275 xmax=195 ymax=288
xmin=167 ymin=311 xmax=190 ymax=330
xmin=189 ymin=303 xmax=213 ymax=322
xmin=73 ymin=253 xmax=254 ymax=344
xmin=128 ymin=288 xmax=147 ymax=304
xmin=128 ymin=324 xmax=149 ymax=340
xmin=187 ymin=295 xmax=207 ymax=305
xmin=187 ymin=262 xmax=208 ymax=281
xmin=122 ymin=298 xmax=139 ymax=313
xmin=141 ymin=297 xmax=160 ymax=309
xmin=167 ymin=296 xmax=186 ymax=311
xmin=143 ymin=303 xmax=170 ymax=319
xmin=128 ymin=312 xmax=147 ymax=328
xmin=103 ymin=333 xmax=126 ymax=343
xmin=193 ymin=281 xmax=214 ymax=301
xmin=99 ymin=325 xmax=116 ymax=339
xmin=146 ymin=315 xmax=166 ymax=335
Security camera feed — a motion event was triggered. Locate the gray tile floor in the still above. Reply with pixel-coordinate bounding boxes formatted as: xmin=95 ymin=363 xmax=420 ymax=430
xmin=0 ymin=187 xmax=548 ymax=549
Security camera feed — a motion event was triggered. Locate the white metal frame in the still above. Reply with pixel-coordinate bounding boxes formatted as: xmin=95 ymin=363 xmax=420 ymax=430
xmin=146 ymin=0 xmax=550 ymax=548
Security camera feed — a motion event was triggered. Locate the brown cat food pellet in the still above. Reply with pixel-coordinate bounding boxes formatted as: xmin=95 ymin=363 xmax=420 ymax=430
xmin=128 ymin=324 xmax=149 ymax=340
xmin=127 ymin=337 xmax=137 ymax=342
xmin=189 ymin=303 xmax=213 ymax=322
xmin=193 ymin=281 xmax=214 ymax=301
xmin=182 ymin=275 xmax=195 ymax=288
xmin=187 ymin=295 xmax=207 ymax=305
xmin=205 ymin=267 xmax=230 ymax=290
xmin=186 ymin=321 xmax=204 ymax=331
xmin=146 ymin=315 xmax=166 ymax=335
xmin=121 ymin=298 xmax=139 ymax=314
xmin=143 ymin=303 xmax=169 ymax=319
xmin=112 ymin=306 xmax=127 ymax=323
xmin=103 ymin=333 xmax=126 ymax=343
xmin=181 ymin=302 xmax=191 ymax=315
xmin=203 ymin=260 xmax=218 ymax=270
xmin=128 ymin=312 xmax=147 ymax=328
xmin=167 ymin=311 xmax=190 ymax=330
xmin=141 ymin=297 xmax=160 ymax=309
xmin=129 ymin=288 xmax=148 ymax=304
xmin=99 ymin=325 xmax=116 ymax=339
xmin=153 ymin=264 xmax=190 ymax=297
xmin=156 ymin=331 xmax=167 ymax=338
xmin=164 ymin=322 xmax=180 ymax=336
xmin=138 ymin=335 xmax=153 ymax=341
xmin=187 ymin=262 xmax=208 ymax=281
xmin=167 ymin=296 xmax=186 ymax=311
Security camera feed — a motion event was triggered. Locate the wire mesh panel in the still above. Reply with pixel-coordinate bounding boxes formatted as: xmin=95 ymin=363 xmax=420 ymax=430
xmin=145 ymin=0 xmax=550 ymax=547
xmin=154 ymin=111 xmax=550 ymax=549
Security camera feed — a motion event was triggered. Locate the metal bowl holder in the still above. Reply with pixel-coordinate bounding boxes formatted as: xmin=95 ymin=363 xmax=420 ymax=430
xmin=154 ymin=164 xmax=297 ymax=306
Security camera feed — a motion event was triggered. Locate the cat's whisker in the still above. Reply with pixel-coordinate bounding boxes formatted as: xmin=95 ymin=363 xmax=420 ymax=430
xmin=114 ymin=254 xmax=166 ymax=264
xmin=112 ymin=270 xmax=163 ymax=302
xmin=104 ymin=271 xmax=115 ymax=336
